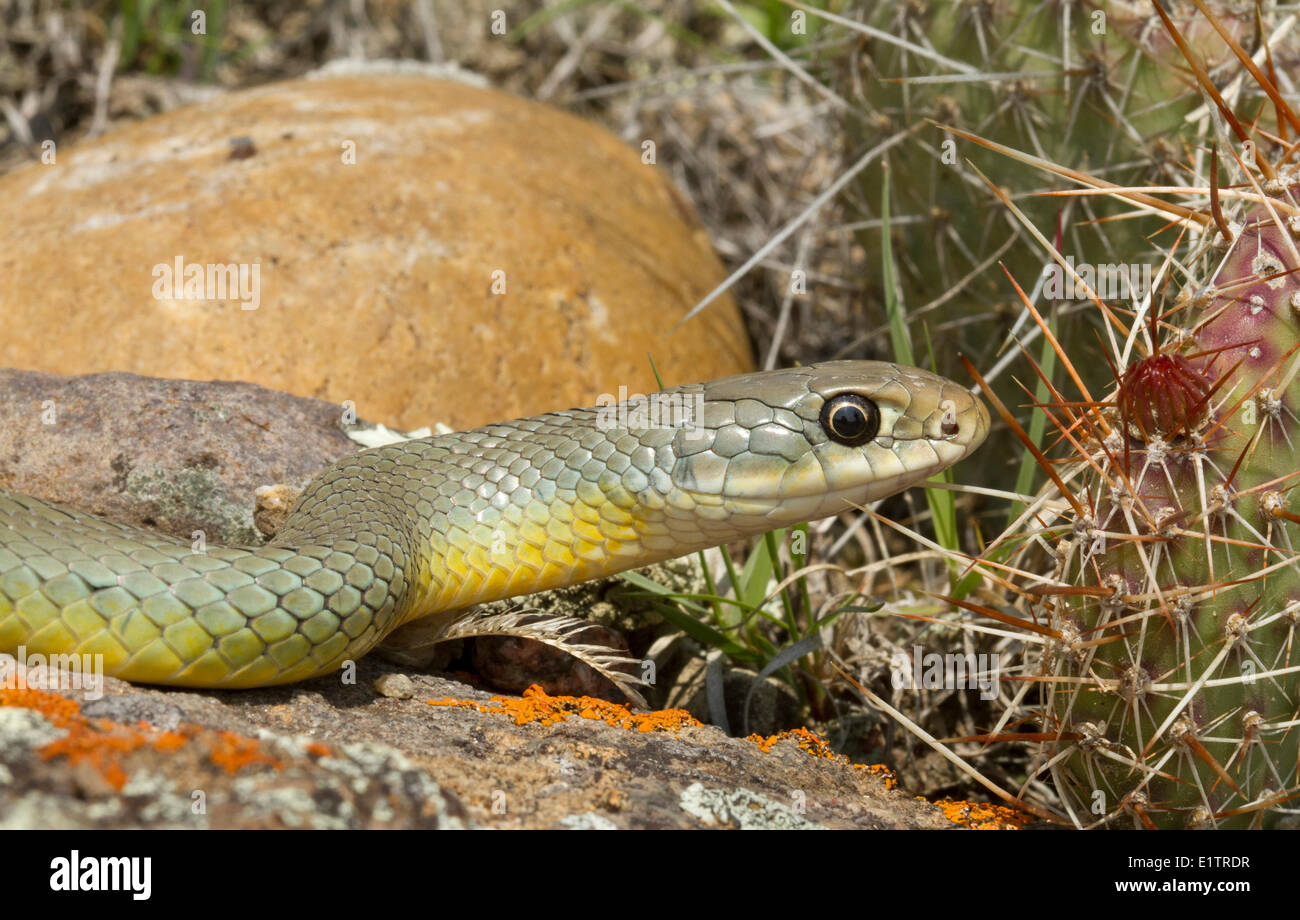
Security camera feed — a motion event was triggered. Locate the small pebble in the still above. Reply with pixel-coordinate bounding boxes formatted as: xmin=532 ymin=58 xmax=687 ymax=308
xmin=374 ymin=673 xmax=415 ymax=699
xmin=229 ymin=136 xmax=257 ymax=159
xmin=253 ymin=483 xmax=300 ymax=539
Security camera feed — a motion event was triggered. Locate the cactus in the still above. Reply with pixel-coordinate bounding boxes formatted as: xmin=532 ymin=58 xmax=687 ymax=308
xmin=957 ymin=4 xmax=1300 ymax=828
xmin=823 ymin=0 xmax=1243 ymax=375
xmin=1040 ymin=196 xmax=1300 ymax=828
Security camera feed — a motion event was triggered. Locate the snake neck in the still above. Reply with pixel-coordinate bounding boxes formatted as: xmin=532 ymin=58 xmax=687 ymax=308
xmin=273 ymin=418 xmax=686 ymax=631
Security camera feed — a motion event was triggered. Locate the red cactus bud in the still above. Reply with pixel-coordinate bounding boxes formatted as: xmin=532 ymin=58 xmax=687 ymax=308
xmin=1118 ymin=354 xmax=1211 ymax=438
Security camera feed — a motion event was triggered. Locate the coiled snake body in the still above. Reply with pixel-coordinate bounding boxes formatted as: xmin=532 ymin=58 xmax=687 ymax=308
xmin=0 ymin=361 xmax=987 ymax=690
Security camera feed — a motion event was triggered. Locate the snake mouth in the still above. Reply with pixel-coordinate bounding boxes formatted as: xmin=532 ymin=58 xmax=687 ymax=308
xmin=948 ymin=392 xmax=992 ymax=455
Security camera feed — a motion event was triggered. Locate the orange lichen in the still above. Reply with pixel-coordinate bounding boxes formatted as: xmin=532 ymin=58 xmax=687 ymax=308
xmin=428 ymin=684 xmax=704 ymax=732
xmin=932 ymin=798 xmax=1032 ymax=830
xmin=427 ymin=687 xmax=907 ymax=787
xmin=303 ymin=741 xmax=334 ymax=758
xmin=1 ymin=686 xmax=285 ymax=790
xmin=0 ymin=687 xmax=81 ymax=726
xmin=209 ymin=730 xmax=283 ymax=774
xmin=39 ymin=726 xmax=158 ymax=791
xmin=1 ymin=688 xmax=185 ymax=791
xmin=746 ymin=727 xmax=899 ymax=789
xmin=153 ymin=730 xmax=187 ymax=753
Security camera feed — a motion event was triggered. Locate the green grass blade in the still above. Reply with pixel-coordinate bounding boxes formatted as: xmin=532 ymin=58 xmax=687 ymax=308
xmin=1007 ymin=304 xmax=1058 ymax=525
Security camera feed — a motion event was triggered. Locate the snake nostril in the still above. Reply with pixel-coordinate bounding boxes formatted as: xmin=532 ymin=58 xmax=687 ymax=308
xmin=941 ymin=417 xmax=960 ymax=437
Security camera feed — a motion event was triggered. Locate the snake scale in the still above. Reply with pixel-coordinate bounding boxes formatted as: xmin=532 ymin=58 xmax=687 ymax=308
xmin=0 ymin=361 xmax=988 ymax=693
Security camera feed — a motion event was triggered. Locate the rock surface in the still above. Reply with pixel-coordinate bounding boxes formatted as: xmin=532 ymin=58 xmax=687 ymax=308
xmin=0 ymin=69 xmax=753 ymax=431
xmin=0 ymin=367 xmax=357 ymax=547
xmin=0 ymin=675 xmax=471 ymax=830
xmin=0 ymin=661 xmax=958 ymax=829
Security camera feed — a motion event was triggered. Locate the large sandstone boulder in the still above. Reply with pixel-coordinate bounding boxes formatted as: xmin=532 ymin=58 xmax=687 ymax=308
xmin=0 ymin=69 xmax=752 ymax=430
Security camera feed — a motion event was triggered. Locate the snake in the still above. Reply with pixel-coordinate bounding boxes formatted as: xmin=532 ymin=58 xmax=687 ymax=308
xmin=0 ymin=360 xmax=988 ymax=694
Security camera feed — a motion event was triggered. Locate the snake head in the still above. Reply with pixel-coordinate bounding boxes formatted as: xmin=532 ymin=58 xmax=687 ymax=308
xmin=668 ymin=360 xmax=990 ymax=528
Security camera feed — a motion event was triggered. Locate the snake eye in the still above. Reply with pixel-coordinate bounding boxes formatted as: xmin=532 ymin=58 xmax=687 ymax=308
xmin=819 ymin=394 xmax=881 ymax=446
